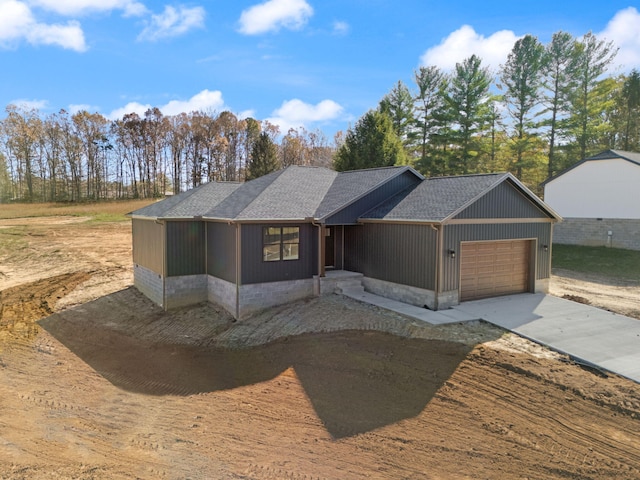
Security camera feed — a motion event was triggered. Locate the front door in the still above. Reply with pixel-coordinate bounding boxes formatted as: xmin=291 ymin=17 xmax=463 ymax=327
xmin=324 ymin=227 xmax=335 ymax=268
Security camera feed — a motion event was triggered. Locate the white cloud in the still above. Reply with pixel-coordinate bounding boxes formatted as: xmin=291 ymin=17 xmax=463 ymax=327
xmin=599 ymin=7 xmax=640 ymax=72
xmin=138 ymin=5 xmax=205 ymax=41
xmin=266 ymin=98 xmax=344 ymax=132
xmin=0 ymin=0 xmax=86 ymax=51
xmin=8 ymin=98 xmax=49 ymax=110
xmin=238 ymin=0 xmax=313 ymax=35
xmin=420 ymin=25 xmax=520 ymax=71
xmin=29 ymin=20 xmax=86 ymax=50
xmin=332 ymin=20 xmax=349 ymax=36
xmin=108 ymin=89 xmax=225 ymax=120
xmin=27 ymin=0 xmax=147 ymax=17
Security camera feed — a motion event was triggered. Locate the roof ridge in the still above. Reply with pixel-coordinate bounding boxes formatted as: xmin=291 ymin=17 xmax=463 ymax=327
xmin=426 ymin=172 xmax=505 ymax=180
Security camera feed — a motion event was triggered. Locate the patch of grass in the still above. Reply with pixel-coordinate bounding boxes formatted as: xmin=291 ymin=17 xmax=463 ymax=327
xmin=552 ymin=244 xmax=640 ymax=282
xmin=0 ymin=199 xmax=157 ymax=221
xmin=0 ymin=228 xmax=29 ymax=256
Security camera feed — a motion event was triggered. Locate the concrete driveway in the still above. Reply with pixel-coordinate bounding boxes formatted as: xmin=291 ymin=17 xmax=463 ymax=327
xmin=452 ymin=293 xmax=640 ymax=383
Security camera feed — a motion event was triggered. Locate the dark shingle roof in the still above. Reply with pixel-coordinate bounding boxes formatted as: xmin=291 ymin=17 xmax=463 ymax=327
xmin=361 ymin=173 xmax=508 ymax=222
xmin=315 ymin=166 xmax=420 ymax=219
xmin=234 ymin=166 xmax=337 ymax=220
xmin=130 ymin=181 xmax=241 ymax=218
xmin=131 ymin=166 xmax=555 ymax=224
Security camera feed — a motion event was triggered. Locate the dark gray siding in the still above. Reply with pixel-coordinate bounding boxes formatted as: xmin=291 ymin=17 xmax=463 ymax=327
xmin=344 ymin=223 xmax=438 ymax=290
xmin=334 ymin=225 xmax=344 ymax=270
xmin=207 ymin=222 xmax=237 ymax=283
xmin=325 ymin=171 xmax=421 ymax=225
xmin=132 ymin=218 xmax=164 ymax=275
xmin=241 ymin=223 xmax=316 ymax=284
xmin=455 ymin=181 xmax=550 ymax=219
xmin=442 ymin=223 xmax=552 ymax=291
xmin=166 ymin=221 xmax=205 ymax=277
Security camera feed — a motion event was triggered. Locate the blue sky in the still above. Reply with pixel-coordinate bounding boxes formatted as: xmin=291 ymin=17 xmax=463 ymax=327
xmin=1 ymin=0 xmax=639 ymax=138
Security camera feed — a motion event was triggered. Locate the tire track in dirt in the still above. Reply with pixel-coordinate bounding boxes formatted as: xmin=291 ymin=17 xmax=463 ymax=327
xmin=0 ymin=272 xmax=91 ymax=340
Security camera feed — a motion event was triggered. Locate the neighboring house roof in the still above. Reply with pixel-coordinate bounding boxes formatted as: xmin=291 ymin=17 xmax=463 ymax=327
xmin=361 ymin=172 xmax=559 ymax=223
xmin=542 ymin=149 xmax=640 ymax=186
xmin=130 ymin=166 xmax=558 ymax=223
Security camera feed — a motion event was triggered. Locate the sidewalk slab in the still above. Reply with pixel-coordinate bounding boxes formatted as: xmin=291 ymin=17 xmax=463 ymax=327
xmin=341 ymin=290 xmax=479 ymax=325
xmin=453 ymin=293 xmax=640 ymax=383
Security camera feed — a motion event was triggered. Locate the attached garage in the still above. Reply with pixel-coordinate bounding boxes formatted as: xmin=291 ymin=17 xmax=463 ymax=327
xmin=354 ymin=172 xmax=561 ymax=310
xmin=460 ymin=240 xmax=532 ymax=301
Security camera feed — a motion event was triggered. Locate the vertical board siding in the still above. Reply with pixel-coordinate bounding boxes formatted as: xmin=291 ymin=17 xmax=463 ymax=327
xmin=132 ymin=218 xmax=164 ymax=275
xmin=166 ymin=221 xmax=206 ymax=276
xmin=455 ymin=181 xmax=550 ymax=219
xmin=325 ymin=171 xmax=421 ymax=225
xmin=241 ymin=223 xmax=315 ymax=284
xmin=344 ymin=223 xmax=437 ymax=290
xmin=335 ymin=225 xmax=344 ymax=270
xmin=442 ymin=223 xmax=552 ymax=292
xmin=207 ymin=222 xmax=237 ymax=283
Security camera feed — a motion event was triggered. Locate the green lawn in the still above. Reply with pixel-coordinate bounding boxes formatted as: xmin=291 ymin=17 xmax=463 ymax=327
xmin=552 ymin=244 xmax=640 ymax=282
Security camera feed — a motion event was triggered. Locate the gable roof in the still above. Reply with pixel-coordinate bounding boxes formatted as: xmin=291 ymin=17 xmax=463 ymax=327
xmin=315 ymin=166 xmax=422 ymax=220
xmin=361 ymin=172 xmax=559 ymax=223
xmin=129 ymin=181 xmax=242 ymax=219
xmin=131 ymin=166 xmax=558 ymax=224
xmin=129 ymin=165 xmax=422 ymax=222
xmin=542 ymin=149 xmax=640 ymax=186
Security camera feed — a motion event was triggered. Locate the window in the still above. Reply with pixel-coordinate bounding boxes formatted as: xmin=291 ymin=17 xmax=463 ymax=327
xmin=263 ymin=226 xmax=299 ymax=261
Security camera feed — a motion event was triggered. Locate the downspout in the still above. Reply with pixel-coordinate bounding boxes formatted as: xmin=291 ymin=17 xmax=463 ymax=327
xmin=311 ymin=219 xmax=325 ymax=277
xmin=235 ymin=222 xmax=241 ymax=319
xmin=431 ymin=223 xmax=441 ymax=311
xmin=162 ymin=219 xmax=167 ymax=310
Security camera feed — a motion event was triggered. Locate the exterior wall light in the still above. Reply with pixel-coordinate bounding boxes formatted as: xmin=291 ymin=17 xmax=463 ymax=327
xmin=542 ymin=244 xmax=549 ymax=252
xmin=448 ymin=249 xmax=456 ymax=259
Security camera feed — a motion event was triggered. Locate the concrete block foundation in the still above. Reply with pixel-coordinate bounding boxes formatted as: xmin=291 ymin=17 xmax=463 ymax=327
xmin=554 ymin=218 xmax=640 ymax=251
xmin=134 ymin=264 xmax=164 ymax=307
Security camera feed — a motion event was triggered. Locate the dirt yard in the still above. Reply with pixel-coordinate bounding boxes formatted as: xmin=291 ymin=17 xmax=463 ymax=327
xmin=1 ymin=212 xmax=639 ymax=479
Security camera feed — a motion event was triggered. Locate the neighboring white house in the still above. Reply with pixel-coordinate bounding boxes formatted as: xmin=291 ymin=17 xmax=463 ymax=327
xmin=543 ymin=149 xmax=640 ymax=251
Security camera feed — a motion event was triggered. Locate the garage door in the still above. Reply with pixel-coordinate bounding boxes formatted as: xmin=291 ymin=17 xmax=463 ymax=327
xmin=460 ymin=240 xmax=531 ymax=301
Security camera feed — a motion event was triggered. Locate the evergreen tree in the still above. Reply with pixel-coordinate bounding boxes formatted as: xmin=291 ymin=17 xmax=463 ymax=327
xmin=333 ymin=110 xmax=406 ymax=172
xmin=445 ymin=55 xmax=493 ymax=175
xmin=413 ymin=66 xmax=448 ymax=176
xmin=500 ymin=34 xmax=546 ymax=179
xmin=621 ymin=69 xmax=640 ymax=151
xmin=569 ymin=32 xmax=618 ymax=161
xmin=246 ymin=132 xmax=279 ymax=180
xmin=541 ymin=31 xmax=578 ymax=179
xmin=378 ymin=80 xmax=416 ymax=153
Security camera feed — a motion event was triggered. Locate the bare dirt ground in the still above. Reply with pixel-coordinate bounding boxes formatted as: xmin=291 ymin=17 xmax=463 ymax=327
xmin=1 ymin=215 xmax=639 ymax=479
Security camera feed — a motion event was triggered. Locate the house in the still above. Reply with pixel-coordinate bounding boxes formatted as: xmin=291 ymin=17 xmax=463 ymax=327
xmin=543 ymin=149 xmax=640 ymax=251
xmin=129 ymin=165 xmax=560 ymax=319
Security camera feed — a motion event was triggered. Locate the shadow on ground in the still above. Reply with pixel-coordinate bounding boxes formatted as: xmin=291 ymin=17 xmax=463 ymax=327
xmin=39 ymin=288 xmax=489 ymax=439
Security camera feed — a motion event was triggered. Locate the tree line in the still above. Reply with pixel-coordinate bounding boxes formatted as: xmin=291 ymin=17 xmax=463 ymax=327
xmin=0 ymin=106 xmax=334 ymax=203
xmin=335 ymin=31 xmax=640 ymax=192
xmin=2 ymin=30 xmax=639 ymax=203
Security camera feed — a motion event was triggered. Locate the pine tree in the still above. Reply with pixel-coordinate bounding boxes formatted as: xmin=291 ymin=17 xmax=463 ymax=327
xmin=246 ymin=132 xmax=279 ymax=180
xmin=445 ymin=55 xmax=492 ymax=175
xmin=333 ymin=110 xmax=406 ymax=172
xmin=499 ymin=34 xmax=546 ymax=179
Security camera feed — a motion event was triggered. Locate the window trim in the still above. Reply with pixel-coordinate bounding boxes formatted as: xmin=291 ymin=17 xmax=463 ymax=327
xmin=262 ymin=226 xmax=300 ymax=262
